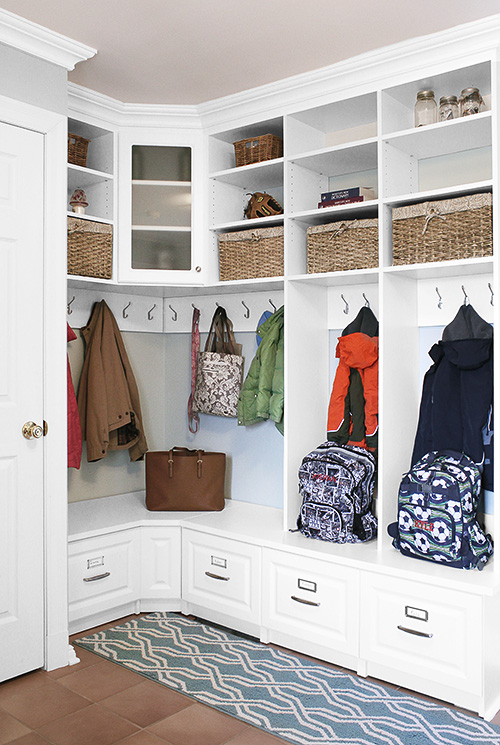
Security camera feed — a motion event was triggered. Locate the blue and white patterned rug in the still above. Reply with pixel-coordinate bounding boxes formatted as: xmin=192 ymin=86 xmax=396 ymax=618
xmin=75 ymin=612 xmax=500 ymax=745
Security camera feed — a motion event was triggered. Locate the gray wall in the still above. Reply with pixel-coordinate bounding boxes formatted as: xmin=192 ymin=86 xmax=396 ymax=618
xmin=68 ymin=329 xmax=284 ymax=509
xmin=0 ymin=43 xmax=67 ymax=114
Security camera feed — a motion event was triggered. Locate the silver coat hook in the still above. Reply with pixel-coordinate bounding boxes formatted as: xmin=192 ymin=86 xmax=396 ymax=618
xmin=462 ymin=285 xmax=469 ymax=306
xmin=341 ymin=294 xmax=349 ymax=315
xmin=488 ymin=282 xmax=494 ymax=306
xmin=147 ymin=303 xmax=157 ymax=321
xmin=241 ymin=300 xmax=250 ymax=319
xmin=362 ymin=293 xmax=370 ymax=308
xmin=122 ymin=301 xmax=131 ymax=319
xmin=269 ymin=299 xmax=277 ymax=312
xmin=67 ymin=296 xmax=75 ymax=315
xmin=168 ymin=304 xmax=178 ymax=322
xmin=435 ymin=287 xmax=443 ymax=309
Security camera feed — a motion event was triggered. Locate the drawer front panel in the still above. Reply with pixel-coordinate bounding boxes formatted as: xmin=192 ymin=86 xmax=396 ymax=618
xmin=360 ymin=574 xmax=482 ymax=692
xmin=262 ymin=549 xmax=359 ymax=655
xmin=68 ymin=530 xmax=140 ymax=608
xmin=182 ymin=530 xmax=261 ymax=622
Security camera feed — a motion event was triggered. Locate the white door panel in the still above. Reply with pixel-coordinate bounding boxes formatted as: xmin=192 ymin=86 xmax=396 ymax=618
xmin=0 ymin=121 xmax=44 ymax=681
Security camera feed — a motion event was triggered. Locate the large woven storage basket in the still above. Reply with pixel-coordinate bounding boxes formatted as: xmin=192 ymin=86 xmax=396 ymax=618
xmin=67 ymin=217 xmax=113 ymax=279
xmin=392 ymin=193 xmax=492 ymax=265
xmin=68 ymin=133 xmax=90 ymax=167
xmin=233 ymin=134 xmax=283 ymax=167
xmin=307 ymin=218 xmax=378 ymax=273
xmin=218 ymin=226 xmax=284 ymax=281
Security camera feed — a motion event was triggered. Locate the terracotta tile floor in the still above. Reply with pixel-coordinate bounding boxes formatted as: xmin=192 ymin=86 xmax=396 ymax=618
xmin=1 ymin=614 xmax=499 ymax=745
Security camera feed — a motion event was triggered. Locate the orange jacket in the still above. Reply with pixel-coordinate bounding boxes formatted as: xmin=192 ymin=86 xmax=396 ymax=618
xmin=327 ymin=332 xmax=378 ymax=451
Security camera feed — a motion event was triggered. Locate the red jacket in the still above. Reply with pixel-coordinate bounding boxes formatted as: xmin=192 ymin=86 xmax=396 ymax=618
xmin=327 ymin=332 xmax=378 ymax=452
xmin=67 ymin=324 xmax=82 ymax=469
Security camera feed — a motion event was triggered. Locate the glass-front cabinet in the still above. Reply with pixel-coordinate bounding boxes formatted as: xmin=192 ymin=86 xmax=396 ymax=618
xmin=118 ymin=129 xmax=204 ymax=284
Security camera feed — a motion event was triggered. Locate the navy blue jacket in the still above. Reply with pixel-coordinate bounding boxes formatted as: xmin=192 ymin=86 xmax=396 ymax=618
xmin=411 ymin=305 xmax=493 ymax=490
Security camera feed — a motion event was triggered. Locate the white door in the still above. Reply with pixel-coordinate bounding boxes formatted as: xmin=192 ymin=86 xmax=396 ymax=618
xmin=0 ymin=121 xmax=45 ymax=681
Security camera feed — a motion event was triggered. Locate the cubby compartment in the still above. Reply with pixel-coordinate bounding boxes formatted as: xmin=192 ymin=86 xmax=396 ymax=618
xmin=288 ymin=141 xmax=377 ymax=215
xmin=286 ymin=93 xmax=377 ymax=155
xmin=380 ymin=60 xmax=491 ymax=135
xmin=285 ymin=276 xmax=380 ymax=532
xmin=382 ymin=113 xmax=492 ymax=199
xmin=210 ymin=160 xmax=284 ymax=228
xmin=208 ymin=117 xmax=284 ymax=174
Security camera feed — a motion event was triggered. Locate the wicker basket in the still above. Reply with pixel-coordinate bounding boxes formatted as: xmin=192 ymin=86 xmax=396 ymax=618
xmin=218 ymin=226 xmax=284 ymax=281
xmin=392 ymin=193 xmax=492 ymax=265
xmin=68 ymin=133 xmax=90 ymax=167
xmin=307 ymin=218 xmax=378 ymax=273
xmin=233 ymin=134 xmax=283 ymax=167
xmin=67 ymin=217 xmax=113 ymax=279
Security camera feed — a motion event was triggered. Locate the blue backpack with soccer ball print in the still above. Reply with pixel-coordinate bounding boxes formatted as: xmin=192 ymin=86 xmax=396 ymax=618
xmin=388 ymin=450 xmax=493 ymax=570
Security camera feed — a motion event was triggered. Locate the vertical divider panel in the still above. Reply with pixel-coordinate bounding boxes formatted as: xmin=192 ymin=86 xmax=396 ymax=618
xmin=284 ymin=280 xmax=329 ymax=530
xmin=491 ymin=53 xmax=500 ymax=564
xmin=378 ymin=272 xmax=419 ymax=545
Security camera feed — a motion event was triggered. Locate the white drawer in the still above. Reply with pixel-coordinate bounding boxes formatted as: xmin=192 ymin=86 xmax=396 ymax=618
xmin=262 ymin=549 xmax=359 ymax=656
xmin=360 ymin=573 xmax=482 ymax=693
xmin=182 ymin=529 xmax=261 ymax=624
xmin=68 ymin=529 xmax=140 ymax=620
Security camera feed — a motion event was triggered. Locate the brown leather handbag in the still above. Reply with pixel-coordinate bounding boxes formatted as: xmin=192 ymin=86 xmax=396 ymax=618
xmin=145 ymin=448 xmax=226 ymax=511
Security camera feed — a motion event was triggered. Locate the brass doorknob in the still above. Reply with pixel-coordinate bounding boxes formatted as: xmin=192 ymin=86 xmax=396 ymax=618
xmin=22 ymin=421 xmax=43 ymax=440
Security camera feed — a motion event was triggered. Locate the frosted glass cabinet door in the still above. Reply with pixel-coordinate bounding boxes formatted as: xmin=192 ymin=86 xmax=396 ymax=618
xmin=131 ymin=145 xmax=192 ymax=271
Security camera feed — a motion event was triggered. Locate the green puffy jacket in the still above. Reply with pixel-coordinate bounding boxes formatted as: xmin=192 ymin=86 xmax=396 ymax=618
xmin=237 ymin=306 xmax=284 ymax=434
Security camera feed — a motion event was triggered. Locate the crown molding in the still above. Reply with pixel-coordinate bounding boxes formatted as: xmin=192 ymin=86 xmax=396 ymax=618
xmin=68 ymin=12 xmax=500 ymax=131
xmin=0 ymin=8 xmax=96 ymax=70
xmin=68 ymin=82 xmax=201 ymax=129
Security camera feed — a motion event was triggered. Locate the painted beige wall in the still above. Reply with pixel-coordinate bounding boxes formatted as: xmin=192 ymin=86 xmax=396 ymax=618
xmin=67 ymin=329 xmax=167 ymax=502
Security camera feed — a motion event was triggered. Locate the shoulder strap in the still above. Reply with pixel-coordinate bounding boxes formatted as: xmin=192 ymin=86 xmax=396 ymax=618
xmin=188 ymin=306 xmax=200 ymax=433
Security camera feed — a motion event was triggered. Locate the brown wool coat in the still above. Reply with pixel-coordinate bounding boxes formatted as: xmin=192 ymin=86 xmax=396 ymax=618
xmin=77 ymin=300 xmax=148 ymax=462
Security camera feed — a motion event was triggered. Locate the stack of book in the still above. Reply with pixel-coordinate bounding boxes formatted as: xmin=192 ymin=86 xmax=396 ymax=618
xmin=318 ymin=186 xmax=374 ymax=208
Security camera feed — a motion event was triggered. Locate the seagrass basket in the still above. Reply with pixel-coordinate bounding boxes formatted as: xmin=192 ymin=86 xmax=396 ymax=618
xmin=307 ymin=218 xmax=378 ymax=273
xmin=218 ymin=226 xmax=284 ymax=280
xmin=67 ymin=217 xmax=113 ymax=279
xmin=233 ymin=134 xmax=283 ymax=167
xmin=68 ymin=133 xmax=90 ymax=167
xmin=392 ymin=193 xmax=492 ymax=265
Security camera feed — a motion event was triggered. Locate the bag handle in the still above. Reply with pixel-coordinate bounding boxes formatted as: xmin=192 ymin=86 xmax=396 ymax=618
xmin=168 ymin=448 xmax=204 ymax=478
xmin=205 ymin=306 xmax=238 ymax=355
xmin=188 ymin=307 xmax=200 ymax=433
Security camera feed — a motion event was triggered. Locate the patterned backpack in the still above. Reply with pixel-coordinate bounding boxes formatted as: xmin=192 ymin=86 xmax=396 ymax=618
xmin=296 ymin=443 xmax=377 ymax=543
xmin=388 ymin=450 xmax=493 ymax=570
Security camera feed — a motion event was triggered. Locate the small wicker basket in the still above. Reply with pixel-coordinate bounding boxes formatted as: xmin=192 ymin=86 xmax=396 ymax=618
xmin=233 ymin=134 xmax=283 ymax=167
xmin=307 ymin=219 xmax=378 ymax=273
xmin=392 ymin=193 xmax=492 ymax=265
xmin=68 ymin=133 xmax=90 ymax=167
xmin=67 ymin=217 xmax=113 ymax=279
xmin=218 ymin=226 xmax=284 ymax=281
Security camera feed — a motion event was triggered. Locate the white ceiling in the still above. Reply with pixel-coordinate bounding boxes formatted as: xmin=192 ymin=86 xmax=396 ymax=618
xmin=3 ymin=0 xmax=500 ymax=105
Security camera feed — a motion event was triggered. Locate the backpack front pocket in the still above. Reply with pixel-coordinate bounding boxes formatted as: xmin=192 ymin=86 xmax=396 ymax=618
xmin=397 ymin=491 xmax=461 ymax=562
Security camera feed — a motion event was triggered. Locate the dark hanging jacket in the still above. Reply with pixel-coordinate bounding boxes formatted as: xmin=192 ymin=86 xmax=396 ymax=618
xmin=327 ymin=307 xmax=379 ymax=453
xmin=411 ymin=304 xmax=493 ymax=489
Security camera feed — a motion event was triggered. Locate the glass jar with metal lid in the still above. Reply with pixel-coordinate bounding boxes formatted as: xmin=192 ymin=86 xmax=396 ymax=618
xmin=459 ymin=87 xmax=484 ymax=116
xmin=414 ymin=90 xmax=437 ymax=127
xmin=439 ymin=95 xmax=459 ymax=121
